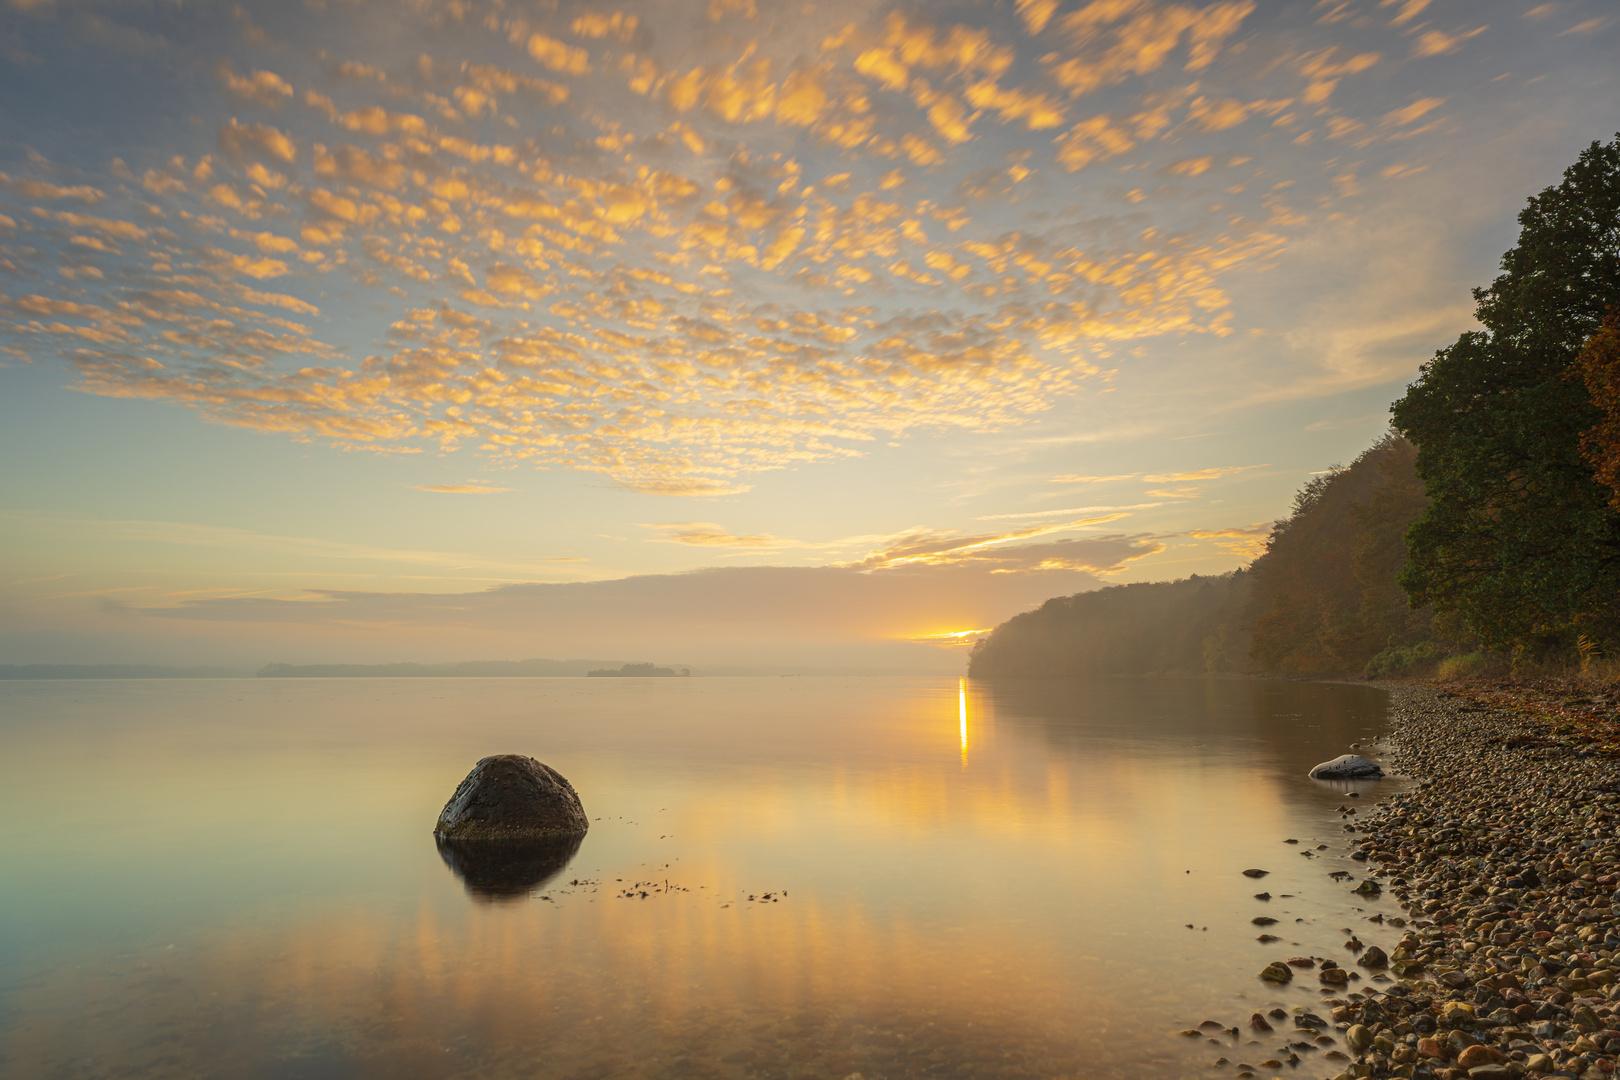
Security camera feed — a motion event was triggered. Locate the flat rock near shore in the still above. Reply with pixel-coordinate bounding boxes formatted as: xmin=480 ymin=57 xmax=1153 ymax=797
xmin=1308 ymin=753 xmax=1384 ymax=779
xmin=1277 ymin=684 xmax=1620 ymax=1080
xmin=435 ymin=754 xmax=590 ymax=841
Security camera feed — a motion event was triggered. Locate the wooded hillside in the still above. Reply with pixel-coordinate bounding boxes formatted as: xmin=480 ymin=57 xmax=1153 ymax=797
xmin=967 ymin=434 xmax=1430 ymax=678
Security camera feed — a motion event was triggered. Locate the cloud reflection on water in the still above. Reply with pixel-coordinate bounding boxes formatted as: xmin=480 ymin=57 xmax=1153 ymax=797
xmin=0 ymin=676 xmax=1399 ymax=1079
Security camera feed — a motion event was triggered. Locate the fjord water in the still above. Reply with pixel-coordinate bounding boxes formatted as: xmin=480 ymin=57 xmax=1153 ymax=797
xmin=0 ymin=677 xmax=1400 ymax=1080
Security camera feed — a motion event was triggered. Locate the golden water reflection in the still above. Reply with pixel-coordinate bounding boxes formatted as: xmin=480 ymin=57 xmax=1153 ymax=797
xmin=0 ymin=676 xmax=1399 ymax=1080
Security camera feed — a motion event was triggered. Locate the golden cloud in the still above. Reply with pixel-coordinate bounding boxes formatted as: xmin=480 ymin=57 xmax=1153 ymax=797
xmin=1181 ymin=523 xmax=1272 ymax=556
xmin=0 ymin=0 xmax=1431 ymax=499
xmin=1139 ymin=465 xmax=1265 ymax=482
xmin=572 ymin=11 xmax=638 ymax=40
xmin=1045 ymin=0 xmax=1254 ymax=98
xmin=1381 ymin=97 xmax=1445 ymax=126
xmin=1052 ymin=113 xmax=1135 ymax=170
xmin=976 ymin=503 xmax=1163 ymax=520
xmin=1050 ymin=473 xmax=1142 ymax=484
xmin=0 ymin=173 xmax=104 ymax=202
xmin=413 ymin=483 xmax=516 ymax=494
xmin=1410 ymin=26 xmax=1487 ymax=58
xmin=218 ymin=62 xmax=294 ymax=109
xmin=217 ymin=118 xmax=298 ymax=165
xmin=639 ymin=522 xmax=793 ymax=547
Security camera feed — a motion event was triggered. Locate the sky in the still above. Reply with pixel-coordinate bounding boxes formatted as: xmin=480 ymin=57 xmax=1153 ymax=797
xmin=0 ymin=0 xmax=1616 ymax=672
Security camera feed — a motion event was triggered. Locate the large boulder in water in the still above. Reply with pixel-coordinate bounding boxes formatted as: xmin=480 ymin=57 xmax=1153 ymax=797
xmin=1308 ymin=754 xmax=1384 ymax=780
xmin=434 ymin=754 xmax=590 ymax=841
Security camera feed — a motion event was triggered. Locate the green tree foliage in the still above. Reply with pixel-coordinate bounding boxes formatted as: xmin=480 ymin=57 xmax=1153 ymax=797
xmin=966 ymin=572 xmax=1250 ymax=678
xmin=1391 ymin=136 xmax=1620 ymax=655
xmin=1248 ymin=433 xmax=1432 ymax=674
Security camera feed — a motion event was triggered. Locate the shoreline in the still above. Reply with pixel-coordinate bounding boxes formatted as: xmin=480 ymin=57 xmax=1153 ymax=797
xmin=1298 ymin=682 xmax=1620 ymax=1080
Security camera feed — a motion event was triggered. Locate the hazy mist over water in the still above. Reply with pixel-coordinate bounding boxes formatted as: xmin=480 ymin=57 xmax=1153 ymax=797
xmin=0 ymin=677 xmax=1402 ymax=1079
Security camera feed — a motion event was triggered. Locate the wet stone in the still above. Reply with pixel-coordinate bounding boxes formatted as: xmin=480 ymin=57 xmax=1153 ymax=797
xmin=1263 ymin=683 xmax=1620 ymax=1080
xmin=434 ymin=754 xmax=590 ymax=841
xmin=1307 ymin=754 xmax=1384 ymax=780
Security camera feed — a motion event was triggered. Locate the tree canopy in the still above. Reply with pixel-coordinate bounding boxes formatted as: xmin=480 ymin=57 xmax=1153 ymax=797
xmin=1248 ymin=433 xmax=1430 ymax=673
xmin=1391 ymin=135 xmax=1620 ymax=656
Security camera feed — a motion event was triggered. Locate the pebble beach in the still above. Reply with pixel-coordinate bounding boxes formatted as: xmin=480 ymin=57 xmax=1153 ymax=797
xmin=1263 ymin=683 xmax=1620 ymax=1080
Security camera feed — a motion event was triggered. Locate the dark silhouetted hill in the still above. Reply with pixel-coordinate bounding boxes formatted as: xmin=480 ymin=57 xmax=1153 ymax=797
xmin=968 ymin=433 xmax=1434 ymax=678
xmin=967 ymin=572 xmax=1252 ymax=678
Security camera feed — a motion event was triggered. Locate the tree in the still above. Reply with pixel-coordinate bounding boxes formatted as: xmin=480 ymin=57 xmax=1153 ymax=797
xmin=1391 ymin=136 xmax=1620 ymax=656
xmin=1247 ymin=433 xmax=1431 ymax=673
xmin=965 ymin=572 xmax=1251 ymax=678
xmin=1575 ymin=312 xmax=1620 ymax=506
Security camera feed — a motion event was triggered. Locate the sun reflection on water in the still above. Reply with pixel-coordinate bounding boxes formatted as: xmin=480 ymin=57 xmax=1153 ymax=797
xmin=959 ymin=676 xmax=969 ymax=769
xmin=0 ymin=676 xmax=1399 ymax=1080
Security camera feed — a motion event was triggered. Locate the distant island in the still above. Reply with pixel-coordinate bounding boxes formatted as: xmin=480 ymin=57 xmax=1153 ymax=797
xmin=586 ymin=662 xmax=690 ymax=678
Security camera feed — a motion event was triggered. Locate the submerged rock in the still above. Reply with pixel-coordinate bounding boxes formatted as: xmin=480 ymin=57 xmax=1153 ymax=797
xmin=1307 ymin=753 xmax=1384 ymax=779
xmin=435 ymin=754 xmax=590 ymax=841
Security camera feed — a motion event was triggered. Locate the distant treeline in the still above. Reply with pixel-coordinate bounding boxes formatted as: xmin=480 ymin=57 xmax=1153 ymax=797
xmin=966 ymin=572 xmax=1253 ymax=678
xmin=969 ymin=435 xmax=1425 ymax=677
xmin=0 ymin=664 xmax=250 ymax=679
xmin=972 ymin=135 xmax=1620 ymax=679
xmin=258 ymin=659 xmax=638 ymax=678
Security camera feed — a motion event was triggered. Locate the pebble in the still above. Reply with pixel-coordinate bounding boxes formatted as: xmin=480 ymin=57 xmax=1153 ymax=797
xmin=1272 ymin=683 xmax=1620 ymax=1080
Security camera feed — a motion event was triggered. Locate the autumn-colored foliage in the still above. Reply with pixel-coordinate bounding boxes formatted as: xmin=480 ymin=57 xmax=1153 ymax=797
xmin=1576 ymin=312 xmax=1620 ymax=507
xmin=1247 ymin=434 xmax=1432 ymax=674
xmin=966 ymin=434 xmax=1433 ymax=678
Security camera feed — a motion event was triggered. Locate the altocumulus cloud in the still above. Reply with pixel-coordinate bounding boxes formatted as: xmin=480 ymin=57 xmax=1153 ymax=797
xmin=0 ymin=0 xmax=1514 ymax=495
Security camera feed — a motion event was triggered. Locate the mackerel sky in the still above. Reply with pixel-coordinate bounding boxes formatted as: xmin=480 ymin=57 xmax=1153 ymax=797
xmin=0 ymin=0 xmax=1615 ymax=669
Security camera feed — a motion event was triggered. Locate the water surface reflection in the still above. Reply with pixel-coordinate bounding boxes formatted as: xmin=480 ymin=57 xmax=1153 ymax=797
xmin=0 ymin=676 xmax=1402 ymax=1080
xmin=436 ymin=833 xmax=586 ymax=901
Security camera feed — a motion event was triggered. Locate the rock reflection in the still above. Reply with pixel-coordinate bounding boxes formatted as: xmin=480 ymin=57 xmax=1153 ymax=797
xmin=434 ymin=833 xmax=583 ymax=901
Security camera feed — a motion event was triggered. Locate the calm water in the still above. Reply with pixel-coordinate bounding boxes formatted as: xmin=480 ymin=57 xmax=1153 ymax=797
xmin=0 ymin=676 xmax=1404 ymax=1080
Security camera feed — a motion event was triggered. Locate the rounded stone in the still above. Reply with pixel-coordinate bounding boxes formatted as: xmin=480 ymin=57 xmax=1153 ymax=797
xmin=434 ymin=754 xmax=590 ymax=841
xmin=1308 ymin=754 xmax=1384 ymax=779
xmin=1457 ymin=1046 xmax=1505 ymax=1069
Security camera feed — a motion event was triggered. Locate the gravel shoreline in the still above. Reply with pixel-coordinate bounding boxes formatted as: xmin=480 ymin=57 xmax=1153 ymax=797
xmin=1284 ymin=682 xmax=1620 ymax=1080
